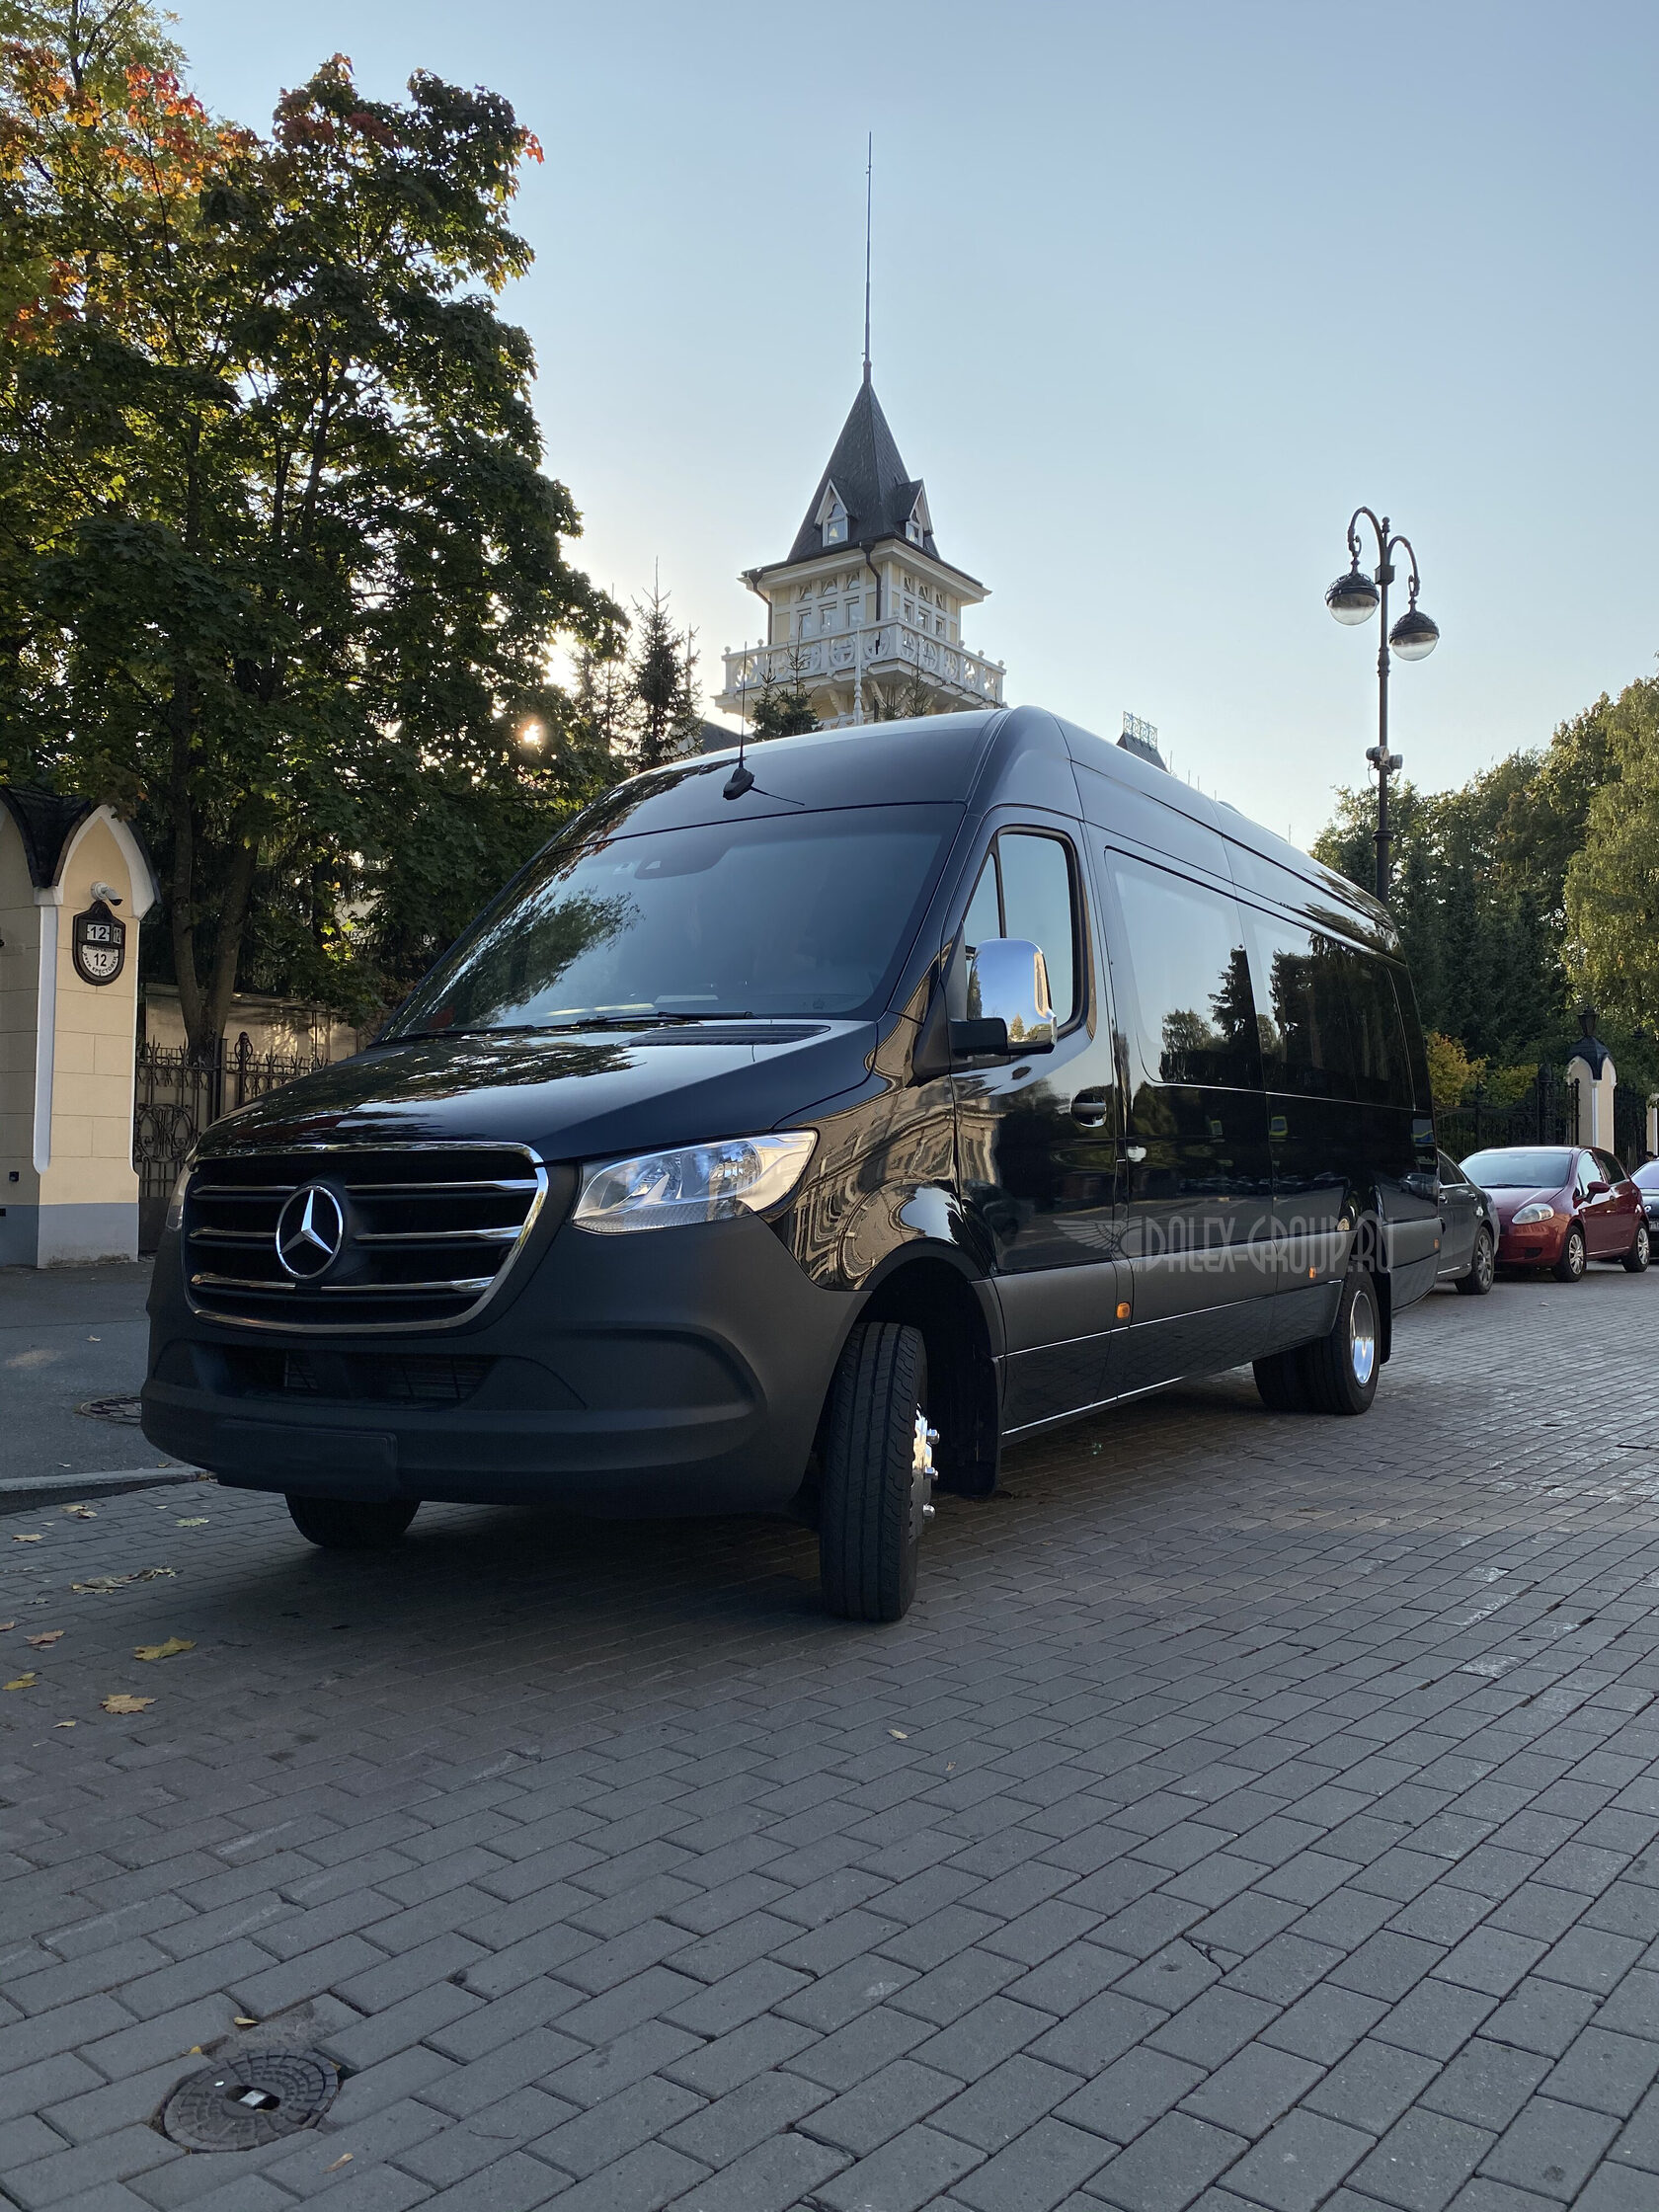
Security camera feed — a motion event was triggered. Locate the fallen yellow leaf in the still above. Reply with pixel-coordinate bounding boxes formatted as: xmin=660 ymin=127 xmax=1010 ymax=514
xmin=72 ymin=1568 xmax=175 ymax=1594
xmin=134 ymin=1637 xmax=195 ymax=1663
xmin=12 ymin=1533 xmax=42 ymax=1543
xmin=5 ymin=1674 xmax=39 ymax=1691
xmin=27 ymin=1629 xmax=64 ymax=1648
xmin=233 ymin=2015 xmax=258 ymax=2028
xmin=101 ymin=1693 xmax=155 ymax=1714
xmin=177 ymin=1518 xmax=209 ymax=1527
xmin=0 ymin=1620 xmax=15 ymax=1632
xmin=63 ymin=1504 xmax=96 ymax=1519
xmin=324 ymin=2154 xmax=353 ymax=2172
xmin=54 ymin=1719 xmax=75 ymax=1728
xmin=888 ymin=1728 xmax=908 ymax=1739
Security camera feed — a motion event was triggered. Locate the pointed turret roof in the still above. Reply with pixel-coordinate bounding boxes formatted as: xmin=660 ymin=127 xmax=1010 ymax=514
xmin=783 ymin=371 xmax=939 ymax=566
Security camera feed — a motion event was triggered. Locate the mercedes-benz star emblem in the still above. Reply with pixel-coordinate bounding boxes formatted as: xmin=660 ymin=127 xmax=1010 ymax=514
xmin=275 ymin=1184 xmax=347 ymax=1280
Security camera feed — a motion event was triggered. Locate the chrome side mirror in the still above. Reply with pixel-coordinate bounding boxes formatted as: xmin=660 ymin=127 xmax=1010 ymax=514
xmin=953 ymin=937 xmax=1056 ymax=1058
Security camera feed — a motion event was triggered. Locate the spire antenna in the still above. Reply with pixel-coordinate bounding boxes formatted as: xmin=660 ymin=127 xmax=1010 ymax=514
xmin=862 ymin=133 xmax=872 ymax=384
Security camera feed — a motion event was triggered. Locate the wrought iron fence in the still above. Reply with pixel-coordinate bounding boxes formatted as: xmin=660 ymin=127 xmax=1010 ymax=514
xmin=134 ymin=1032 xmax=328 ymax=1251
xmin=1615 ymin=1087 xmax=1654 ymax=1168
xmin=1436 ymin=1066 xmax=1578 ymax=1165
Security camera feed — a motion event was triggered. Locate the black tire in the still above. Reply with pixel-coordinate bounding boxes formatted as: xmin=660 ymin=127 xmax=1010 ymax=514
xmin=1624 ymin=1222 xmax=1651 ymax=1275
xmin=286 ymin=1495 xmax=419 ymax=1550
xmin=1300 ymin=1268 xmax=1381 ymax=1416
xmin=1552 ymin=1225 xmax=1586 ymax=1284
xmin=1252 ymin=1349 xmax=1307 ymax=1412
xmin=819 ymin=1322 xmax=930 ymax=1623
xmin=1456 ymin=1228 xmax=1496 ymax=1297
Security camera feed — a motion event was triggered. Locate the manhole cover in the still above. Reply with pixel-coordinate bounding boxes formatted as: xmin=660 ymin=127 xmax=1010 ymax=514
xmin=77 ymin=1395 xmax=144 ymax=1426
xmin=161 ymin=2052 xmax=339 ymax=2150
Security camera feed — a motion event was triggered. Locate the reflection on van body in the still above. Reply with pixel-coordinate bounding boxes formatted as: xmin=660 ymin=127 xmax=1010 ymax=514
xmin=142 ymin=707 xmax=1440 ymax=1620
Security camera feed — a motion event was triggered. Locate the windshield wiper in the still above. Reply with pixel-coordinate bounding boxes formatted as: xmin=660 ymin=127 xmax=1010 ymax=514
xmin=390 ymin=1013 xmax=758 ymax=1042
xmin=541 ymin=1012 xmax=757 ymax=1030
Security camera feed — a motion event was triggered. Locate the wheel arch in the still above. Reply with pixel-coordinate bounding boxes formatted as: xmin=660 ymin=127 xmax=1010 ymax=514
xmin=852 ymin=1252 xmax=1000 ymax=1497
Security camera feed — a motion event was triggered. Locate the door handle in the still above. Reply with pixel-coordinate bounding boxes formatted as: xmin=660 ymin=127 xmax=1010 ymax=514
xmin=1069 ymin=1094 xmax=1109 ymax=1128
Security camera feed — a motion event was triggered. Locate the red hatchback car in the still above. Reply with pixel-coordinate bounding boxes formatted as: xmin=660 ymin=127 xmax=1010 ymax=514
xmin=1460 ymin=1145 xmax=1651 ymax=1281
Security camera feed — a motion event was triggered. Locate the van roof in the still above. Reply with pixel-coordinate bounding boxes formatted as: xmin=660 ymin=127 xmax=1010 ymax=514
xmin=611 ymin=706 xmax=1395 ymax=949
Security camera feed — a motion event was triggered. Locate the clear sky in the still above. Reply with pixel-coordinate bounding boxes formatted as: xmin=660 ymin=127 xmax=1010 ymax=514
xmin=171 ymin=0 xmax=1659 ymax=846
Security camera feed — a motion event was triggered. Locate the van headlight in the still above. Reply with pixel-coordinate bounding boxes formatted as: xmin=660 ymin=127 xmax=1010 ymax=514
xmin=163 ymin=1158 xmax=195 ymax=1234
xmin=1512 ymin=1201 xmax=1556 ymax=1225
xmin=573 ymin=1132 xmax=818 ymax=1234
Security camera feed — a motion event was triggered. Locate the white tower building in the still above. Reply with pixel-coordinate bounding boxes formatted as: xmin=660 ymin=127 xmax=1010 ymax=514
xmin=716 ymin=369 xmax=1004 ymax=729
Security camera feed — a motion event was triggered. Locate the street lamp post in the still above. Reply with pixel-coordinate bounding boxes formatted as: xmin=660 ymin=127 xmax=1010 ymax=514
xmin=1325 ymin=509 xmax=1439 ymax=908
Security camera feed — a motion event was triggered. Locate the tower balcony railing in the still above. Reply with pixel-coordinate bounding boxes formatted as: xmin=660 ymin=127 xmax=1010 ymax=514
xmin=716 ymin=620 xmax=1004 ymax=714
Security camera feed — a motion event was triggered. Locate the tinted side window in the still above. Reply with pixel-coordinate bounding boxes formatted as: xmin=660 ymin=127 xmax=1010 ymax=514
xmin=961 ymin=831 xmax=1079 ymax=1023
xmin=1574 ymin=1153 xmax=1597 ymax=1197
xmin=1392 ymin=966 xmax=1433 ymax=1110
xmin=1109 ymin=854 xmax=1261 ymax=1090
xmin=962 ymin=856 xmax=1000 ymax=956
xmin=999 ymin=833 xmax=1076 ymax=1023
xmin=1595 ymin=1150 xmax=1623 ymax=1186
xmin=1346 ymin=955 xmax=1413 ymax=1106
xmin=1246 ymin=914 xmax=1410 ymax=1105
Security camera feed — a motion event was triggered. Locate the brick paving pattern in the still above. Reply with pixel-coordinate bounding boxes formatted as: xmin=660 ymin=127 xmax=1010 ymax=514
xmin=5 ymin=1269 xmax=1659 ymax=2210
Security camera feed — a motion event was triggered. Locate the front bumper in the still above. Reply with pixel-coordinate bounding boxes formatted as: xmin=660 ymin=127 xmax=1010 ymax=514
xmin=1497 ymin=1215 xmax=1568 ymax=1267
xmin=141 ymin=1213 xmax=856 ymax=1517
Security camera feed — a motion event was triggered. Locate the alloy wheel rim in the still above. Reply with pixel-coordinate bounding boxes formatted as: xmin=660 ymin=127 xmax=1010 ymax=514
xmin=1349 ymin=1291 xmax=1377 ymax=1387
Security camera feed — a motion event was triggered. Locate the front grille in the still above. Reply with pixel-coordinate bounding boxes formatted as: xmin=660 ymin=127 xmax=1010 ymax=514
xmin=185 ymin=1145 xmax=553 ymax=1331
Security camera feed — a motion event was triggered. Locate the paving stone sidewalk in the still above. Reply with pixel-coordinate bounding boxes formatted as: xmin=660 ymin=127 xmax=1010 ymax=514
xmin=5 ymin=1268 xmax=1659 ymax=2212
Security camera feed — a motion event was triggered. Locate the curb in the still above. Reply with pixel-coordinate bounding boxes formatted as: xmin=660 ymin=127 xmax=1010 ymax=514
xmin=0 ymin=1465 xmax=208 ymax=1517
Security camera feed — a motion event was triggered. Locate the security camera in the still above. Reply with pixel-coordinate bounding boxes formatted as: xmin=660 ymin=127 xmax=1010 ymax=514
xmin=91 ymin=881 xmax=122 ymax=906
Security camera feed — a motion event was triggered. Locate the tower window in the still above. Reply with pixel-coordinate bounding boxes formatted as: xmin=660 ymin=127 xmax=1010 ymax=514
xmin=817 ymin=481 xmax=848 ymax=547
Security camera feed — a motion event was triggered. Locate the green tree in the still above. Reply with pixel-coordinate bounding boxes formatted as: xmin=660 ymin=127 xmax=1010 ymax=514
xmin=750 ymin=645 xmax=819 ymax=739
xmin=869 ymin=662 xmax=933 ymax=722
xmin=1565 ymin=674 xmax=1659 ymax=1031
xmin=624 ymin=575 xmax=700 ymax=769
xmin=1312 ymin=681 xmax=1657 ymax=1104
xmin=0 ymin=4 xmax=619 ymax=1049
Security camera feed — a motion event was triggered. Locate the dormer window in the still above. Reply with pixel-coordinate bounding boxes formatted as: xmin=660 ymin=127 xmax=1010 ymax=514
xmin=817 ymin=481 xmax=848 ymax=547
xmin=904 ymin=485 xmax=932 ymax=548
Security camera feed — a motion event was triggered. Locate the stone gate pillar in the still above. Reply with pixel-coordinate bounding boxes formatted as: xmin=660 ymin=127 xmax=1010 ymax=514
xmin=1565 ymin=1007 xmax=1614 ymax=1153
xmin=1 ymin=791 xmax=158 ymax=1266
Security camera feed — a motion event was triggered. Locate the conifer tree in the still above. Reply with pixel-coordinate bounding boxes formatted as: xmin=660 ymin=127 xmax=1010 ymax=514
xmin=750 ymin=646 xmax=819 ymax=739
xmin=626 ymin=574 xmax=699 ymax=769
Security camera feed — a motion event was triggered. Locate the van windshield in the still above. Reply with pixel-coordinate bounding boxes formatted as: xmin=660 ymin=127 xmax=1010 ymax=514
xmin=386 ymin=804 xmax=956 ymax=1036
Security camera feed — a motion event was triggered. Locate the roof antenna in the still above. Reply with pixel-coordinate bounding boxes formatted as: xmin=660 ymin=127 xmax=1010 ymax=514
xmin=862 ymin=132 xmax=872 ymax=386
xmin=725 ymin=648 xmax=754 ymax=798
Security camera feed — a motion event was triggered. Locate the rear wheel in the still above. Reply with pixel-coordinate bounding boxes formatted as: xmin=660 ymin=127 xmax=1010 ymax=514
xmin=819 ymin=1322 xmax=931 ymax=1623
xmin=1456 ymin=1227 xmax=1496 ymax=1297
xmin=1552 ymin=1224 xmax=1586 ymax=1283
xmin=1252 ymin=1349 xmax=1307 ymax=1412
xmin=1300 ymin=1268 xmax=1380 ymax=1416
xmin=1624 ymin=1222 xmax=1651 ymax=1274
xmin=286 ymin=1495 xmax=418 ymax=1550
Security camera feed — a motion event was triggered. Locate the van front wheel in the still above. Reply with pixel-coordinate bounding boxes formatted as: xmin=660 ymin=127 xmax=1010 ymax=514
xmin=1300 ymin=1268 xmax=1380 ymax=1416
xmin=819 ymin=1322 xmax=931 ymax=1623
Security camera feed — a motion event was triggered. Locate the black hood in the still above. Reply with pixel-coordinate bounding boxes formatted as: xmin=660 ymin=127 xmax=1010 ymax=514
xmin=199 ymin=1021 xmax=880 ymax=1163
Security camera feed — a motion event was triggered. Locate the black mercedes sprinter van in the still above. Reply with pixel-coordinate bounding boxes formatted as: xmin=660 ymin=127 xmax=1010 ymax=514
xmin=142 ymin=707 xmax=1441 ymax=1620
